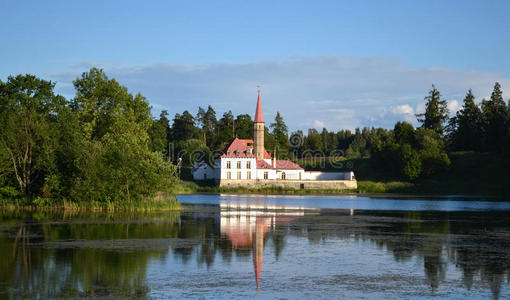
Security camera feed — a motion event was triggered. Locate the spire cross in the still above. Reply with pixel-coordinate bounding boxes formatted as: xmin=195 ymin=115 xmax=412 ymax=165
xmin=257 ymin=85 xmax=261 ymax=93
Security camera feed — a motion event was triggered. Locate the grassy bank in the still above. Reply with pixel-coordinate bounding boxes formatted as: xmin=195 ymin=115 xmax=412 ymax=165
xmin=174 ymin=152 xmax=510 ymax=196
xmin=0 ymin=192 xmax=181 ymax=211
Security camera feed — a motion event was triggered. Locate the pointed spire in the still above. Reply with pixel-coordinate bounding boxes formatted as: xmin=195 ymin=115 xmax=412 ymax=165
xmin=254 ymin=86 xmax=264 ymax=123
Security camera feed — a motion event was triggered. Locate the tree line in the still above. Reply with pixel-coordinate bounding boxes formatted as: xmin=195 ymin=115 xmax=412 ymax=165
xmin=153 ymin=83 xmax=510 ymax=181
xmin=0 ymin=68 xmax=175 ymax=205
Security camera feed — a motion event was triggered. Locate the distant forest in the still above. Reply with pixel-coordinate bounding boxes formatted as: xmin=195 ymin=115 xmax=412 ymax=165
xmin=155 ymin=83 xmax=510 ymax=181
xmin=1 ymin=68 xmax=509 ymax=204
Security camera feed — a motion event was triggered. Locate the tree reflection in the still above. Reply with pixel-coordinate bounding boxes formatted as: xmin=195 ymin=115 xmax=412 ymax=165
xmin=1 ymin=208 xmax=510 ymax=299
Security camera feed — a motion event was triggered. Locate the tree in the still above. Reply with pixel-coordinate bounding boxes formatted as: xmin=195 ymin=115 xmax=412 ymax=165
xmin=71 ymin=68 xmax=151 ymax=140
xmin=71 ymin=68 xmax=174 ymax=203
xmin=0 ymin=75 xmax=64 ymax=196
xmin=234 ymin=114 xmax=253 ymax=139
xmin=196 ymin=107 xmax=208 ymax=143
xmin=346 ymin=128 xmax=367 ymax=157
xmin=270 ymin=112 xmax=289 ymax=150
xmin=481 ymin=82 xmax=508 ymax=152
xmin=204 ymin=105 xmax=217 ymax=148
xmin=215 ymin=111 xmax=234 ymax=149
xmin=448 ymin=90 xmax=482 ymax=151
xmin=400 ymin=144 xmax=422 ymax=180
xmin=415 ymin=128 xmax=450 ymax=177
xmin=394 ymin=121 xmax=415 ymax=145
xmin=171 ymin=110 xmax=197 ymax=142
xmin=416 ymin=85 xmax=449 ymax=136
xmin=149 ymin=110 xmax=170 ymax=153
xmin=305 ymin=129 xmax=322 ymax=153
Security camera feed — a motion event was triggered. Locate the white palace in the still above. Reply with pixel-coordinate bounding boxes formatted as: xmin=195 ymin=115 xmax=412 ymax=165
xmin=191 ymin=89 xmax=357 ymax=190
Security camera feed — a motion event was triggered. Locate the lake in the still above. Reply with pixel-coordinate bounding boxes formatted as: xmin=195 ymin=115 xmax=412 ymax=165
xmin=1 ymin=194 xmax=510 ymax=299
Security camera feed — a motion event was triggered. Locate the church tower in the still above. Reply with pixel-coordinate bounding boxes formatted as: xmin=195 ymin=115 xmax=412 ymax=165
xmin=254 ymin=87 xmax=265 ymax=160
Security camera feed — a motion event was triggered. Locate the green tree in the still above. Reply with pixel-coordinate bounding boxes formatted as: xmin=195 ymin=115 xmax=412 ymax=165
xmin=196 ymin=107 xmax=208 ymax=143
xmin=448 ymin=90 xmax=482 ymax=151
xmin=171 ymin=110 xmax=198 ymax=143
xmin=71 ymin=68 xmax=151 ymax=140
xmin=148 ymin=110 xmax=170 ymax=153
xmin=305 ymin=129 xmax=323 ymax=152
xmin=415 ymin=128 xmax=450 ymax=177
xmin=394 ymin=121 xmax=415 ymax=145
xmin=71 ymin=68 xmax=175 ymax=203
xmin=234 ymin=114 xmax=253 ymax=139
xmin=270 ymin=112 xmax=289 ymax=150
xmin=0 ymin=75 xmax=64 ymax=196
xmin=175 ymin=139 xmax=211 ymax=168
xmin=400 ymin=144 xmax=422 ymax=181
xmin=204 ymin=105 xmax=217 ymax=148
xmin=215 ymin=111 xmax=234 ymax=149
xmin=481 ymin=82 xmax=508 ymax=152
xmin=416 ymin=85 xmax=449 ymax=136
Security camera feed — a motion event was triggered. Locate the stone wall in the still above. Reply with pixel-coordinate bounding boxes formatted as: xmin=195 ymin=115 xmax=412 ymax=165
xmin=218 ymin=179 xmax=357 ymax=190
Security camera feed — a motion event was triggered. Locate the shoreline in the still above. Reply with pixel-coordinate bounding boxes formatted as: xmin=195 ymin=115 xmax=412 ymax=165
xmin=170 ymin=180 xmax=509 ymax=197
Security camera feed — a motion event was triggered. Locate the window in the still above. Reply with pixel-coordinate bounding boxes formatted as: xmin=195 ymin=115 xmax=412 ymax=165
xmin=237 ymin=172 xmax=241 ymax=179
xmin=226 ymin=161 xmax=231 ymax=169
xmin=246 ymin=161 xmax=251 ymax=169
xmin=226 ymin=172 xmax=231 ymax=179
xmin=264 ymin=172 xmax=268 ymax=179
xmin=203 ymin=174 xmax=207 ymax=180
xmin=281 ymin=172 xmax=286 ymax=180
xmin=237 ymin=161 xmax=241 ymax=169
xmin=247 ymin=172 xmax=251 ymax=180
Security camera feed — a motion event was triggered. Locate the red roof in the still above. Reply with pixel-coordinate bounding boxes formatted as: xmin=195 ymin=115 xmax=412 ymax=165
xmin=220 ymin=138 xmax=271 ymax=159
xmin=256 ymin=159 xmax=303 ymax=170
xmin=254 ymin=90 xmax=264 ymax=123
xmin=274 ymin=160 xmax=303 ymax=170
xmin=256 ymin=160 xmax=273 ymax=169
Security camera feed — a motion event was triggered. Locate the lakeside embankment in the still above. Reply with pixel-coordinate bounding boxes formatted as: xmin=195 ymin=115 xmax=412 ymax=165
xmin=175 ymin=152 xmax=510 ymax=196
xmin=2 ymin=152 xmax=508 ymax=210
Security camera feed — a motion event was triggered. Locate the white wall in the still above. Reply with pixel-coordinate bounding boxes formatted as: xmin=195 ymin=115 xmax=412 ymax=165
xmin=276 ymin=169 xmax=304 ymax=180
xmin=256 ymin=169 xmax=277 ymax=180
xmin=303 ymin=171 xmax=354 ymax=180
xmin=192 ymin=162 xmax=216 ymax=180
xmin=219 ymin=157 xmax=257 ymax=180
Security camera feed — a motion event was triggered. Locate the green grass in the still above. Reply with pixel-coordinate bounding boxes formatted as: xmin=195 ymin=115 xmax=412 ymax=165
xmin=0 ymin=192 xmax=181 ymax=211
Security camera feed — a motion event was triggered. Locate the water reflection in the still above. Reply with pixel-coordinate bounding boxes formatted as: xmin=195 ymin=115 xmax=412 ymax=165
xmin=1 ymin=197 xmax=510 ymax=299
xmin=219 ymin=200 xmax=309 ymax=289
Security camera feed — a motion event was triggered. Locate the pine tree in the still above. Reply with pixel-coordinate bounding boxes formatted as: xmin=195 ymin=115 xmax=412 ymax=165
xmin=270 ymin=112 xmax=289 ymax=150
xmin=481 ymin=82 xmax=508 ymax=151
xmin=449 ymin=90 xmax=482 ymax=151
xmin=416 ymin=85 xmax=449 ymax=136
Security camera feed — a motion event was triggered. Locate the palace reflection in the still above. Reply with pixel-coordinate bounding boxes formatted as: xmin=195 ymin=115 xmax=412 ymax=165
xmin=219 ymin=200 xmax=309 ymax=289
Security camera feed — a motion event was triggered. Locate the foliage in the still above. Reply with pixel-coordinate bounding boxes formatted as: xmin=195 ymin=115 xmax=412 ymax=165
xmin=270 ymin=112 xmax=289 ymax=150
xmin=0 ymin=69 xmax=177 ymax=206
xmin=416 ymin=85 xmax=449 ymax=136
xmin=447 ymin=90 xmax=482 ymax=151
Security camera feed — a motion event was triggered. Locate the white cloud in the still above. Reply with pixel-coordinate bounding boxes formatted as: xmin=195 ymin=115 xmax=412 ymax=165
xmin=448 ymin=99 xmax=460 ymax=115
xmin=313 ymin=120 xmax=326 ymax=129
xmin=391 ymin=104 xmax=414 ymax=115
xmin=48 ymin=56 xmax=510 ymax=131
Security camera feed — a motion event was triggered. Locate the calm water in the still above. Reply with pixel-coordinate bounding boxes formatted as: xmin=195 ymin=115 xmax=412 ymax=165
xmin=1 ymin=194 xmax=510 ymax=299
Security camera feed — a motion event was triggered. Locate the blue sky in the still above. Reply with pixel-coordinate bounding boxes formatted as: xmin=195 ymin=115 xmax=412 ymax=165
xmin=1 ymin=0 xmax=510 ymax=130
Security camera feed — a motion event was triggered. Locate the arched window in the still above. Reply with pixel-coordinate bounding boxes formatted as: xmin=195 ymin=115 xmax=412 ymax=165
xmin=281 ymin=172 xmax=286 ymax=180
